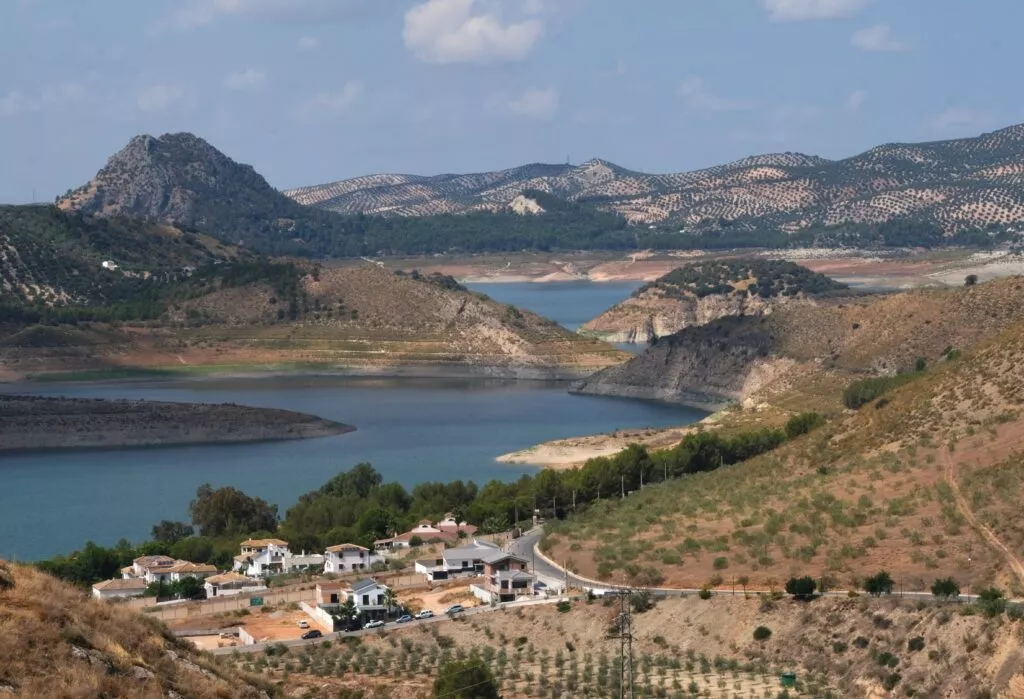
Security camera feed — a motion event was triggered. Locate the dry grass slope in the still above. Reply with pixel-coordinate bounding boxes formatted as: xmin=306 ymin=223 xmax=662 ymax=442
xmin=0 ymin=562 xmax=273 ymax=698
xmin=556 ymin=280 xmax=1024 ymax=596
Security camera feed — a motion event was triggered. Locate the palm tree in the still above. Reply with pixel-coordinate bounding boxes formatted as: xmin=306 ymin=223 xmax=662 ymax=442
xmin=383 ymin=587 xmax=398 ymax=617
xmin=337 ymin=597 xmax=359 ymax=628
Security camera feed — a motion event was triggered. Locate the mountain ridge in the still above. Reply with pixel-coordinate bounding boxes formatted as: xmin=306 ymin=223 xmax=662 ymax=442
xmin=288 ymin=122 xmax=1024 ymax=234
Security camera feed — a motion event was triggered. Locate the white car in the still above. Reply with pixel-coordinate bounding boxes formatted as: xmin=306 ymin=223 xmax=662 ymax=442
xmin=414 ymin=610 xmax=434 ymax=620
xmin=363 ymin=619 xmax=386 ymax=629
xmin=298 ymin=620 xmax=310 ymax=629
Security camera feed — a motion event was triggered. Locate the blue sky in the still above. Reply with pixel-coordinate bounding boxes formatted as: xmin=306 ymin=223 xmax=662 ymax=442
xmin=2 ymin=0 xmax=1022 ymax=202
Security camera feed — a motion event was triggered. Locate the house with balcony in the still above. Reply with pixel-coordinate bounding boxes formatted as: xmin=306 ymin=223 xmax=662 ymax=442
xmin=481 ymin=552 xmax=536 ymax=603
xmin=324 ymin=543 xmax=381 ymax=574
xmin=414 ymin=539 xmax=502 ymax=582
xmin=232 ymin=539 xmax=325 ymax=577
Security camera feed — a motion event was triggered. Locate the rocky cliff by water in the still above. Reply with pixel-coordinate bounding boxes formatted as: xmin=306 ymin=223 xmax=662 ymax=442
xmin=578 ymin=259 xmax=845 ymax=343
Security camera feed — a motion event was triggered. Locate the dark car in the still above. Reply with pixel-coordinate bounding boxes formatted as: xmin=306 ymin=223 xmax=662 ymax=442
xmin=301 ymin=629 xmax=323 ymax=640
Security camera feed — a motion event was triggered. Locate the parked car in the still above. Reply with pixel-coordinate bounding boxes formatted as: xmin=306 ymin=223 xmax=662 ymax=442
xmin=363 ymin=619 xmax=386 ymax=629
xmin=445 ymin=604 xmax=465 ymax=616
xmin=298 ymin=620 xmax=310 ymax=629
xmin=301 ymin=629 xmax=322 ymax=640
xmin=396 ymin=614 xmax=413 ymax=624
xmin=414 ymin=610 xmax=434 ymax=620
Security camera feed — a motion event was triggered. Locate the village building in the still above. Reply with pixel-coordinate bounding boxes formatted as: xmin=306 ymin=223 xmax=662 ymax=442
xmin=232 ymin=539 xmax=325 ymax=577
xmin=203 ymin=572 xmax=267 ymax=598
xmin=92 ymin=577 xmax=148 ymax=601
xmin=373 ymin=514 xmax=477 ymax=550
xmin=323 ymin=543 xmax=381 ymax=574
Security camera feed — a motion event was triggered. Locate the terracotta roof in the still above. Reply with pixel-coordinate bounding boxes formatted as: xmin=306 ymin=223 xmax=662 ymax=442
xmin=166 ymin=562 xmax=217 ymax=574
xmin=239 ymin=538 xmax=288 ymax=548
xmin=205 ymin=572 xmax=255 ymax=585
xmin=325 ymin=543 xmax=369 ymax=553
xmin=120 ymin=566 xmax=134 ymax=575
xmin=133 ymin=555 xmax=175 ymax=567
xmin=93 ymin=578 xmax=147 ymax=591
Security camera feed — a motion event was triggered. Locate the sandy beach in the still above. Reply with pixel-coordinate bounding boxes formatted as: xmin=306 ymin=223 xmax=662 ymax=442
xmin=496 ymin=423 xmax=705 ymax=470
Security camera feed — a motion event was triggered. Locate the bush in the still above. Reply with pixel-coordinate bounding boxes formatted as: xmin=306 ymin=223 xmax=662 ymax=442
xmin=863 ymin=571 xmax=894 ymax=596
xmin=712 ymin=557 xmax=728 ymax=570
xmin=752 ymin=626 xmax=772 ymax=641
xmin=698 ymin=588 xmax=712 ymax=600
xmin=785 ymin=576 xmax=817 ymax=600
xmin=977 ymin=587 xmax=1007 ymax=618
xmin=907 ymin=636 xmax=925 ymax=652
xmin=843 ymin=374 xmax=920 ymax=410
xmin=409 ymin=535 xmax=423 ymax=547
xmin=965 ymin=274 xmax=978 ymax=286
xmin=930 ymin=577 xmax=960 ymax=599
xmin=832 ymin=642 xmax=848 ymax=654
xmin=785 ymin=412 xmax=825 ymax=439
xmin=556 ymin=600 xmax=572 ymax=614
xmin=853 ymin=636 xmax=870 ymax=649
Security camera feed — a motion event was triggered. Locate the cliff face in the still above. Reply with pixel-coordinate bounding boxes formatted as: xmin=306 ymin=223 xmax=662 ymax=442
xmin=573 ymin=277 xmax=1024 ymax=409
xmin=578 ymin=289 xmax=786 ymax=342
xmin=578 ymin=259 xmax=844 ymax=343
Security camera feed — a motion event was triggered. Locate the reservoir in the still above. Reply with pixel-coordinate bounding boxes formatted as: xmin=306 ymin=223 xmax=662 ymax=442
xmin=0 ymin=281 xmax=698 ymax=561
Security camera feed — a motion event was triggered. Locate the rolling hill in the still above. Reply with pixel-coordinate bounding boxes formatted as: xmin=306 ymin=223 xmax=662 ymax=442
xmin=290 ymin=122 xmax=1024 ymax=236
xmin=547 ymin=276 xmax=1024 ymax=603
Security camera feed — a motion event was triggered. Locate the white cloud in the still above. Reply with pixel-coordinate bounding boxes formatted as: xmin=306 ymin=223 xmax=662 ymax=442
xmin=137 ymin=84 xmax=184 ymax=112
xmin=1 ymin=81 xmax=89 ymax=117
xmin=507 ymin=87 xmax=559 ymax=120
xmin=678 ymin=76 xmax=751 ymax=114
xmin=928 ymin=106 xmax=993 ymax=134
xmin=297 ymin=81 xmax=362 ymax=120
xmin=845 ymin=89 xmax=868 ymax=111
xmin=851 ymin=24 xmax=908 ymax=52
xmin=762 ymin=0 xmax=868 ymax=21
xmin=223 ymin=69 xmax=266 ymax=90
xmin=403 ymin=0 xmax=544 ymax=64
xmin=297 ymin=36 xmax=319 ymax=51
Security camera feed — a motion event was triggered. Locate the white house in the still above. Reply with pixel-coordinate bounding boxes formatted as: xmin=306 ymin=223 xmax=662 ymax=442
xmin=101 ymin=260 xmax=119 ymax=271
xmin=324 ymin=543 xmax=381 ymax=574
xmin=414 ymin=539 xmax=502 ymax=582
xmin=122 ymin=556 xmax=217 ymax=584
xmin=203 ymin=572 xmax=267 ymax=598
xmin=374 ymin=514 xmax=478 ymax=550
xmin=346 ymin=578 xmax=391 ymax=619
xmin=92 ymin=577 xmax=148 ymax=601
xmin=232 ymin=539 xmax=325 ymax=577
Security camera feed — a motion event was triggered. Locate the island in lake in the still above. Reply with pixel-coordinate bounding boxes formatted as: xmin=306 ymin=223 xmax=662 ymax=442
xmin=0 ymin=395 xmax=353 ymax=452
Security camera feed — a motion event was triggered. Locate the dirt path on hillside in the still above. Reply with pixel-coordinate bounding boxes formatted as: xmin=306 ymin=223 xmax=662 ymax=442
xmin=941 ymin=447 xmax=1024 ymax=584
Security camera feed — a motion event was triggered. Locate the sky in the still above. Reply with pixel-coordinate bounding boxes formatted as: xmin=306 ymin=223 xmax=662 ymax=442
xmin=2 ymin=0 xmax=1023 ymax=203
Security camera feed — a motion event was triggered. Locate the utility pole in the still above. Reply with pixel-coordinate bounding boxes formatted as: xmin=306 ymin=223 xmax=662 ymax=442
xmin=572 ymin=489 xmax=576 ymax=511
xmin=613 ymin=590 xmax=636 ymax=699
xmin=620 ymin=475 xmax=625 ymax=499
xmin=639 ymin=470 xmax=644 ymax=490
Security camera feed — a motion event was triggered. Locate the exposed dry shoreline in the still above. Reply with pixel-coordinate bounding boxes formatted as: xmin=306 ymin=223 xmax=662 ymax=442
xmin=0 ymin=395 xmax=354 ymax=452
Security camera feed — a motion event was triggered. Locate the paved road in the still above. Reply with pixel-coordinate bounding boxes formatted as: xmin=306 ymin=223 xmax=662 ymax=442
xmin=511 ymin=526 xmax=1002 ymax=604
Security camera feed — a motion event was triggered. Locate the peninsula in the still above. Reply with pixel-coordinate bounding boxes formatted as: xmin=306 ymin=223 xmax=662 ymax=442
xmin=0 ymin=395 xmax=353 ymax=452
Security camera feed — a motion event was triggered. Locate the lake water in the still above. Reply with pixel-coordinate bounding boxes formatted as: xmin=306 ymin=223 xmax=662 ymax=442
xmin=0 ymin=281 xmax=694 ymax=561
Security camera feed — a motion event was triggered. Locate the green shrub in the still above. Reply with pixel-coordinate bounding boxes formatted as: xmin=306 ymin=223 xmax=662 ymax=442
xmin=698 ymin=588 xmax=712 ymax=600
xmin=785 ymin=412 xmax=825 ymax=439
xmin=752 ymin=626 xmax=772 ymax=641
xmin=556 ymin=601 xmax=572 ymax=614
xmin=907 ymin=637 xmax=925 ymax=652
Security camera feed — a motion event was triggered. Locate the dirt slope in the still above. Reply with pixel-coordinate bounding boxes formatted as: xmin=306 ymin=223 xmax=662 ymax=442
xmin=0 ymin=562 xmax=273 ymax=698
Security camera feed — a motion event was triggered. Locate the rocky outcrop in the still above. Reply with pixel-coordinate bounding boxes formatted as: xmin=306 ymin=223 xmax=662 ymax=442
xmin=578 ymin=289 xmax=783 ymax=343
xmin=572 ymin=315 xmax=797 ymax=409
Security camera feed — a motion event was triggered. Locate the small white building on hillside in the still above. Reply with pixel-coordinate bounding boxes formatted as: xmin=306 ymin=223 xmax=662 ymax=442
xmin=203 ymin=572 xmax=267 ymax=598
xmin=415 ymin=539 xmax=502 ymax=581
xmin=324 ymin=543 xmax=381 ymax=574
xmin=92 ymin=578 xmax=148 ymax=601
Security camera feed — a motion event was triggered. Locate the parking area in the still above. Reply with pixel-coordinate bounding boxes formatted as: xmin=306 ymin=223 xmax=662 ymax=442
xmin=238 ymin=609 xmax=331 ymax=644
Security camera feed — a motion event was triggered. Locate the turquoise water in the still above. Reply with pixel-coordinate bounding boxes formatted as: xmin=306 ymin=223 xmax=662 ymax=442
xmin=0 ymin=281 xmax=689 ymax=561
